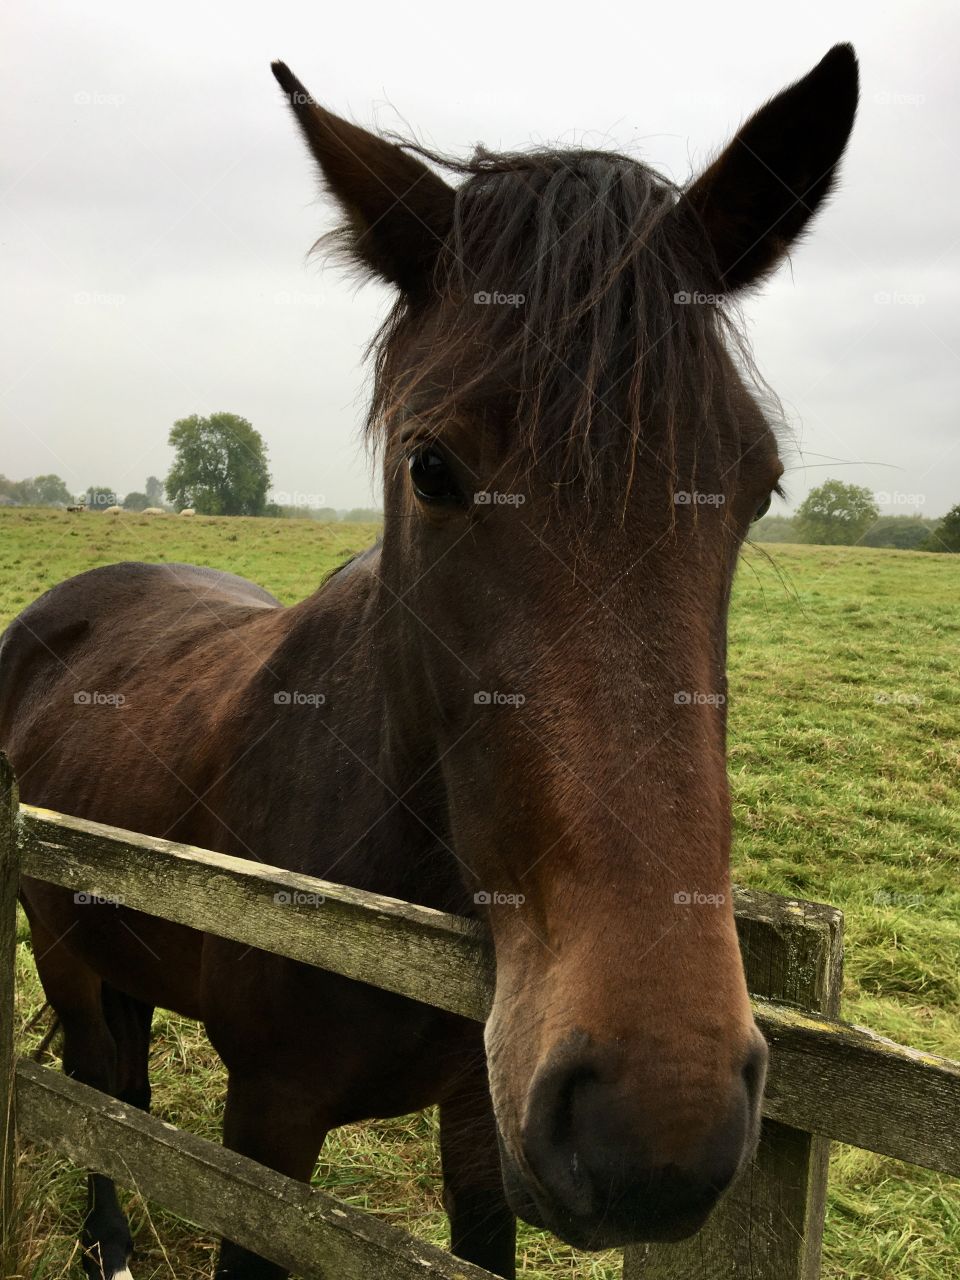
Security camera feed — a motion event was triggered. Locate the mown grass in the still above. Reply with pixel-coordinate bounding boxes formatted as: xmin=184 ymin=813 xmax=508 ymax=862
xmin=2 ymin=509 xmax=958 ymax=1279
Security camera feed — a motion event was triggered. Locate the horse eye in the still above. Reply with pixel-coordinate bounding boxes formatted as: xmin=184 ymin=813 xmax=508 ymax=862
xmin=752 ymin=495 xmax=772 ymax=523
xmin=408 ymin=446 xmax=461 ymax=504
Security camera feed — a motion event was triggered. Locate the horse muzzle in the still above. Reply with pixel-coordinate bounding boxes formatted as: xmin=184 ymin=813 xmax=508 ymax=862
xmin=495 ymin=1027 xmax=768 ymax=1249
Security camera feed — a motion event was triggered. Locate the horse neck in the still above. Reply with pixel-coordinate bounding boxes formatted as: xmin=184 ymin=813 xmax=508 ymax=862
xmin=275 ymin=547 xmax=467 ymax=912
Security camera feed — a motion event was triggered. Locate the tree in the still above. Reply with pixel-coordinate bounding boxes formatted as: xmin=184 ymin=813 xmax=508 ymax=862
xmin=922 ymin=503 xmax=960 ymax=552
xmin=343 ymin=507 xmax=384 ymax=523
xmin=750 ymin=514 xmax=797 ymax=543
xmin=165 ymin=412 xmax=271 ymax=516
xmin=861 ymin=516 xmax=938 ymax=551
xmin=145 ymin=475 xmax=164 ymax=506
xmin=274 ymin=504 xmax=340 ymax=521
xmin=84 ymin=485 xmax=118 ymax=511
xmin=123 ymin=491 xmax=149 ymax=511
xmin=29 ymin=474 xmax=73 ymax=506
xmin=794 ymin=480 xmax=879 ymax=546
xmin=0 ymin=473 xmax=72 ymax=506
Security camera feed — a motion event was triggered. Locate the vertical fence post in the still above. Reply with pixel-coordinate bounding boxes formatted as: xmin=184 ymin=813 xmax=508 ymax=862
xmin=0 ymin=753 xmax=19 ymax=1256
xmin=623 ymin=892 xmax=843 ymax=1280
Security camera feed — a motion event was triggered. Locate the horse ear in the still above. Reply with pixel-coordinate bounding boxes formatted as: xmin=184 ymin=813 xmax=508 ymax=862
xmin=682 ymin=44 xmax=859 ymax=293
xmin=271 ymin=62 xmax=455 ymax=295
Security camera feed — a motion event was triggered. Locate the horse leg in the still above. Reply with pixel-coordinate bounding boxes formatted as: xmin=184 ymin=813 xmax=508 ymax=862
xmin=77 ymin=986 xmax=154 ymax=1279
xmin=101 ymin=984 xmax=154 ymax=1113
xmin=440 ymin=1072 xmax=517 ymax=1279
xmin=29 ymin=921 xmax=140 ymax=1280
xmin=214 ymin=1072 xmax=329 ymax=1279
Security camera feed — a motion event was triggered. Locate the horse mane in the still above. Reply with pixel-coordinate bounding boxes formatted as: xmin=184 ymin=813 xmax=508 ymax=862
xmin=325 ymin=143 xmax=768 ymax=504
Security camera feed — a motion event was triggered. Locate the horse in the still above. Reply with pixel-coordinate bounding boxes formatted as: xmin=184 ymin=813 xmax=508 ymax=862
xmin=0 ymin=44 xmax=858 ymax=1280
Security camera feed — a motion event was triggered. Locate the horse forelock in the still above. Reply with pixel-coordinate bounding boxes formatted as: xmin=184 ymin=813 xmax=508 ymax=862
xmin=360 ymin=144 xmax=766 ymax=505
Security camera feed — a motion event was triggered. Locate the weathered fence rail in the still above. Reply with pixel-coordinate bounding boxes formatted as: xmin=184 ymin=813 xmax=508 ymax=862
xmin=15 ymin=1061 xmax=497 ymax=1280
xmin=2 ymin=758 xmax=959 ymax=1279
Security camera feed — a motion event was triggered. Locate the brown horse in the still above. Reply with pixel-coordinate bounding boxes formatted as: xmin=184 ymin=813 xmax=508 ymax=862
xmin=0 ymin=45 xmax=858 ymax=1280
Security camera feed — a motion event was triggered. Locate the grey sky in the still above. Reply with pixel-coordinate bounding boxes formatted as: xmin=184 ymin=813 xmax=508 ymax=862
xmin=3 ymin=0 xmax=957 ymax=515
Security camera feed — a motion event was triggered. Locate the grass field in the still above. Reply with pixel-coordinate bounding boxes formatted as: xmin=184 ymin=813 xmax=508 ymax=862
xmin=3 ymin=507 xmax=958 ymax=1280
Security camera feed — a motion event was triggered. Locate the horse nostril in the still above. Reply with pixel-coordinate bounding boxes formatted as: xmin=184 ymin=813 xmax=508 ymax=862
xmin=741 ymin=1036 xmax=769 ymax=1107
xmin=522 ymin=1051 xmax=600 ymax=1218
xmin=516 ymin=1037 xmax=768 ymax=1247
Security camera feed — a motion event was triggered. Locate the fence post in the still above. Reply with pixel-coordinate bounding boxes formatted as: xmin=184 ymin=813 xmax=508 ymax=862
xmin=0 ymin=754 xmax=19 ymax=1256
xmin=623 ymin=891 xmax=843 ymax=1280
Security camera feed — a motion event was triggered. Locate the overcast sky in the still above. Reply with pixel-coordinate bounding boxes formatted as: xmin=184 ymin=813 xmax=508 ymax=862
xmin=3 ymin=1 xmax=957 ymax=514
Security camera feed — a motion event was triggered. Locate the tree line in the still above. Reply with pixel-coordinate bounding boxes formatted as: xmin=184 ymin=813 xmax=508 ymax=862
xmin=754 ymin=479 xmax=959 ymax=552
xmin=0 ymin=473 xmax=166 ymax=511
xmin=1 ymin=413 xmax=381 ymax=522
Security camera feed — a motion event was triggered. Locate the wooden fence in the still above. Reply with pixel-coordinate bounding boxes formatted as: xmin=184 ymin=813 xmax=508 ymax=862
xmin=1 ymin=754 xmax=958 ymax=1278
